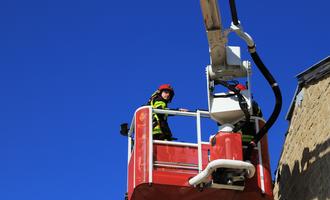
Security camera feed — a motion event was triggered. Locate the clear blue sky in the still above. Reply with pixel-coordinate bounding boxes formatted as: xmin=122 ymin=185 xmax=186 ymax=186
xmin=1 ymin=0 xmax=329 ymax=199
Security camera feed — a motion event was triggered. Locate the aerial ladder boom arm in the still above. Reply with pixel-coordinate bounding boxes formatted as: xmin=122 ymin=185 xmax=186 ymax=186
xmin=200 ymin=0 xmax=282 ymax=157
xmin=201 ymin=0 xmax=247 ymax=80
xmin=200 ymin=0 xmax=226 ymax=67
xmin=201 ymin=0 xmax=253 ymax=126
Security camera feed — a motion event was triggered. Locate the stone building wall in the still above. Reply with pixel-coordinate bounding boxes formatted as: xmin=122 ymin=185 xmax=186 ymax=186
xmin=273 ymin=74 xmax=330 ymax=200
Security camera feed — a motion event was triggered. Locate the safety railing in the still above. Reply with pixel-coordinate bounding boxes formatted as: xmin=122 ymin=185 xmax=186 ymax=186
xmin=126 ymin=106 xmax=267 ymax=194
xmin=126 ymin=106 xmax=210 ymax=187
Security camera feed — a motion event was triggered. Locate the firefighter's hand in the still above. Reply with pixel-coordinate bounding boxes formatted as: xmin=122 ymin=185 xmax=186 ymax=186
xmin=178 ymin=108 xmax=188 ymax=112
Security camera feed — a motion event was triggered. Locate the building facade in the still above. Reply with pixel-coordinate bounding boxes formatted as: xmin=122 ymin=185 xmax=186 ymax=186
xmin=273 ymin=56 xmax=330 ymax=200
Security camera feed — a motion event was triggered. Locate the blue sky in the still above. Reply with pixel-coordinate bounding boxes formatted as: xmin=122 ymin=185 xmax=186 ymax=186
xmin=1 ymin=0 xmax=329 ymax=199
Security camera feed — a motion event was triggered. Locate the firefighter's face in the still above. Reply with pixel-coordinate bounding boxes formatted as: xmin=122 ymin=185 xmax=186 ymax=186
xmin=161 ymin=90 xmax=171 ymax=100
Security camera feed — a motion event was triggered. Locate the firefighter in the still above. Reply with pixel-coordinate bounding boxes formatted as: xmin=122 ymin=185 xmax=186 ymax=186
xmin=147 ymin=84 xmax=187 ymax=141
xmin=235 ymin=83 xmax=263 ymax=118
xmin=234 ymin=83 xmax=263 ymax=144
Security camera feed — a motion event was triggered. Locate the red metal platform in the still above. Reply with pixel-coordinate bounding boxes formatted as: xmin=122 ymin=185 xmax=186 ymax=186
xmin=126 ymin=106 xmax=273 ymax=200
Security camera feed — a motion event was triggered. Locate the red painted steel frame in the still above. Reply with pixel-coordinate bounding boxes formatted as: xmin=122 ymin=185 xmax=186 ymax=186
xmin=210 ymin=132 xmax=243 ymax=161
xmin=127 ymin=107 xmax=273 ymax=200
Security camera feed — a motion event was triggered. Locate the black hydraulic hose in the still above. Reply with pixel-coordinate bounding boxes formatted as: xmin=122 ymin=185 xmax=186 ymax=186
xmin=250 ymin=52 xmax=282 ymax=145
xmin=233 ymin=96 xmax=250 ymax=133
xmin=229 ymin=0 xmax=239 ymax=25
xmin=228 ymin=0 xmax=282 ymax=160
xmin=244 ymin=52 xmax=282 ymax=160
xmin=216 ymin=80 xmax=251 ymax=132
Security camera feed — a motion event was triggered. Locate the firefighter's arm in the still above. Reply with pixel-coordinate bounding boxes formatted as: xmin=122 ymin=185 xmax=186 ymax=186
xmin=152 ymin=101 xmax=167 ymax=121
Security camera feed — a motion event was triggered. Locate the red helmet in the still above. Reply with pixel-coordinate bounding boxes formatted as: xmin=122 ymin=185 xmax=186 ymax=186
xmin=158 ymin=84 xmax=175 ymax=102
xmin=235 ymin=84 xmax=247 ymax=91
xmin=158 ymin=84 xmax=174 ymax=92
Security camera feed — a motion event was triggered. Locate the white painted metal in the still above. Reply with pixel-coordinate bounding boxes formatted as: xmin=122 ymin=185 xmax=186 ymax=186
xmin=128 ymin=136 xmax=132 ymax=163
xmin=127 ymin=112 xmax=135 ymax=162
xmin=196 ymin=111 xmax=203 ymax=172
xmin=127 ymin=116 xmax=135 ymax=137
xmin=153 ymin=140 xmax=209 ymax=148
xmin=206 ymin=66 xmax=212 ymax=112
xmin=154 ymin=163 xmax=199 ymax=171
xmin=210 ymin=89 xmax=251 ymax=124
xmin=226 ymin=46 xmax=241 ymax=66
xmin=244 ymin=60 xmax=253 ymax=115
xmin=127 ymin=132 xmax=131 ymax=191
xmin=133 ymin=119 xmax=136 ymax=188
xmin=154 ymin=140 xmax=198 ymax=147
xmin=230 ymin=22 xmax=255 ymax=51
xmin=153 ymin=108 xmax=210 ymax=118
xmin=188 ymin=159 xmax=256 ymax=186
xmin=148 ymin=107 xmax=153 ymax=183
xmin=255 ymin=118 xmax=265 ymax=194
xmin=251 ymin=116 xmax=265 ymax=123
xmin=218 ymin=124 xmax=234 ymax=132
xmin=155 ymin=161 xmax=198 ymax=167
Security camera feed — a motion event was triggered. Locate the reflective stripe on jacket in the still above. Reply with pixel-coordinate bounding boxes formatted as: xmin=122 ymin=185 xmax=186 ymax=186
xmin=242 ymin=134 xmax=254 ymax=142
xmin=151 ymin=99 xmax=167 ymax=135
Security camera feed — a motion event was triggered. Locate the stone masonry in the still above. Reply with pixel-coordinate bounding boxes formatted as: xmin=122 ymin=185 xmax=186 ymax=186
xmin=273 ymin=74 xmax=330 ymax=200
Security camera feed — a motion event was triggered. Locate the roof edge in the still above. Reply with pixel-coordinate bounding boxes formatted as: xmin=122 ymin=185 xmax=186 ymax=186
xmin=286 ymin=55 xmax=330 ymax=121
